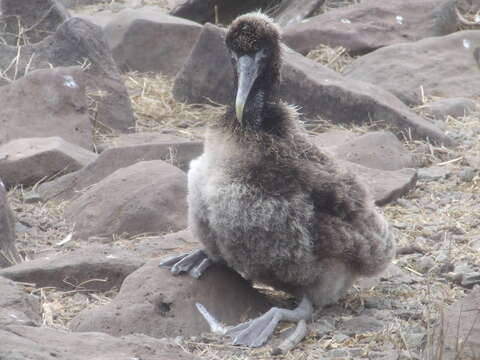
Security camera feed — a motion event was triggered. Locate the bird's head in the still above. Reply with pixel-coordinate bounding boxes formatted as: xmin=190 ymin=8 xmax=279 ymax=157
xmin=226 ymin=12 xmax=281 ymax=127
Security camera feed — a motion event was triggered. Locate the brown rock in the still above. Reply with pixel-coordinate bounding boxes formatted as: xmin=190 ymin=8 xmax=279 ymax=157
xmin=344 ymin=31 xmax=480 ymax=105
xmin=343 ymin=161 xmax=417 ymax=206
xmin=173 ymin=24 xmax=452 ymax=145
xmin=0 ymin=18 xmax=135 ymax=133
xmin=65 ymin=160 xmax=188 ymax=240
xmin=0 ymin=67 xmax=93 ymax=150
xmin=282 ymin=0 xmax=456 ymax=55
xmin=330 ymin=131 xmax=416 ymax=171
xmin=0 ymin=0 xmax=70 ymax=45
xmin=0 ymin=137 xmax=98 ymax=189
xmin=0 ymin=276 xmax=41 ymax=328
xmin=1 ymin=325 xmax=199 ymax=360
xmin=70 ymin=260 xmax=271 ymax=338
xmin=0 ymin=245 xmax=144 ymax=291
xmin=435 ymin=287 xmax=480 ymax=359
xmin=38 ymin=133 xmax=201 ymax=201
xmin=0 ymin=181 xmax=21 ymax=268
xmin=104 ymin=8 xmax=202 ymax=75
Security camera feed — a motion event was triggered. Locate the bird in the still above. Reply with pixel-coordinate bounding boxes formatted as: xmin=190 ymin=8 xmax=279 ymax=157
xmin=161 ymin=12 xmax=395 ymax=353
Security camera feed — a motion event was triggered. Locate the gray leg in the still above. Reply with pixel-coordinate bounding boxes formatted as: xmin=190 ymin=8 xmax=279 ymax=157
xmin=159 ymin=249 xmax=212 ymax=278
xmin=196 ymin=296 xmax=313 ymax=351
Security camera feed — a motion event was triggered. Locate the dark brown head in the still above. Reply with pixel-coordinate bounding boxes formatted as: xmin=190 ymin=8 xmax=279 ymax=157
xmin=226 ymin=13 xmax=282 ymax=127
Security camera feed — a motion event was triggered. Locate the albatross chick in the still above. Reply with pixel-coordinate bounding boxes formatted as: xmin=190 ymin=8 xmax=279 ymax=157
xmin=161 ymin=12 xmax=395 ymax=353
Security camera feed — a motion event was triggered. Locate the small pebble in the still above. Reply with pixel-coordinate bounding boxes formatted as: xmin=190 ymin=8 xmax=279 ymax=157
xmin=458 ymin=167 xmax=476 ymax=182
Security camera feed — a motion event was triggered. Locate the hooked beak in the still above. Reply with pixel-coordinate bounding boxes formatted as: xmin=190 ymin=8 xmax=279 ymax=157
xmin=235 ymin=55 xmax=259 ymax=124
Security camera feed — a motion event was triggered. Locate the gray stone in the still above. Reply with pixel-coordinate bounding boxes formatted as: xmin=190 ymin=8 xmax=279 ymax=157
xmin=359 ymin=264 xmax=422 ymax=289
xmin=0 ymin=137 xmax=97 ymax=189
xmin=425 ymin=98 xmax=477 ymax=119
xmin=344 ymin=161 xmax=417 ymax=206
xmin=458 ymin=167 xmax=476 ymax=183
xmin=311 ymin=129 xmax=359 ymax=149
xmin=283 ymin=0 xmax=456 ymax=55
xmin=0 ymin=67 xmax=93 ymax=150
xmin=38 ymin=134 xmax=201 ymax=201
xmin=104 ymin=8 xmax=202 ymax=75
xmin=274 ymin=0 xmax=325 ymax=27
xmin=344 ymin=31 xmax=480 ymax=105
xmin=132 ymin=229 xmax=199 ymax=259
xmin=0 ymin=0 xmax=70 ymax=45
xmin=417 ymin=167 xmax=451 ymax=181
xmin=70 ymin=260 xmax=271 ymax=338
xmin=416 ymin=256 xmax=435 ymax=274
xmin=174 ymin=24 xmax=452 ymax=145
xmin=0 ymin=245 xmax=144 ymax=291
xmin=1 ymin=325 xmax=199 ymax=360
xmin=65 ymin=160 xmax=188 ymax=240
xmin=0 ymin=276 xmax=41 ymax=328
xmin=0 ymin=18 xmax=135 ymax=133
xmin=340 ymin=315 xmax=384 ymax=336
xmin=0 ymin=181 xmax=21 ymax=268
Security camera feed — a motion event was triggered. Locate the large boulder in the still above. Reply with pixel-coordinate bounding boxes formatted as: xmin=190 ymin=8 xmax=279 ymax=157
xmin=0 ymin=0 xmax=70 ymax=45
xmin=0 ymin=67 xmax=93 ymax=150
xmin=65 ymin=160 xmax=188 ymax=240
xmin=0 ymin=18 xmax=135 ymax=133
xmin=38 ymin=133 xmax=201 ymax=201
xmin=1 ymin=325 xmax=199 ymax=360
xmin=104 ymin=8 xmax=202 ymax=76
xmin=70 ymin=260 xmax=271 ymax=338
xmin=0 ymin=245 xmax=145 ymax=291
xmin=424 ymin=98 xmax=477 ymax=120
xmin=274 ymin=0 xmax=325 ymax=27
xmin=0 ymin=181 xmax=21 ymax=268
xmin=0 ymin=137 xmax=97 ymax=189
xmin=0 ymin=276 xmax=41 ymax=328
xmin=173 ymin=24 xmax=452 ymax=145
xmin=344 ymin=31 xmax=480 ymax=105
xmin=282 ymin=0 xmax=456 ymax=55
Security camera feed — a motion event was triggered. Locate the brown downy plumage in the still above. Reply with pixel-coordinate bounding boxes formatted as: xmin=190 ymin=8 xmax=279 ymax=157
xmin=167 ymin=12 xmax=395 ymax=351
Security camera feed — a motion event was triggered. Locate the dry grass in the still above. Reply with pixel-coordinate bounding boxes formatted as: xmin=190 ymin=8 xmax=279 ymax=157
xmin=306 ymin=45 xmax=356 ymax=73
xmin=123 ymin=72 xmax=225 ymax=139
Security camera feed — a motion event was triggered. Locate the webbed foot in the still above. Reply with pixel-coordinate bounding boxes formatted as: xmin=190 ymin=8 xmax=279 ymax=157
xmin=196 ymin=296 xmax=313 ymax=353
xmin=159 ymin=249 xmax=212 ymax=278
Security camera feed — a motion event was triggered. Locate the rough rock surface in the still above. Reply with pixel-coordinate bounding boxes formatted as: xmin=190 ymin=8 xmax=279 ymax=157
xmin=65 ymin=160 xmax=188 ymax=240
xmin=436 ymin=287 xmax=480 ymax=359
xmin=70 ymin=260 xmax=271 ymax=338
xmin=344 ymin=31 xmax=480 ymax=105
xmin=132 ymin=229 xmax=199 ymax=259
xmin=344 ymin=161 xmax=417 ymax=206
xmin=282 ymin=0 xmax=457 ymax=55
xmin=0 ymin=276 xmax=41 ymax=328
xmin=0 ymin=0 xmax=70 ymax=45
xmin=104 ymin=8 xmax=202 ymax=75
xmin=0 ymin=245 xmax=144 ymax=291
xmin=0 ymin=67 xmax=93 ymax=150
xmin=328 ymin=131 xmax=416 ymax=171
xmin=312 ymin=129 xmax=359 ymax=149
xmin=0 ymin=18 xmax=135 ymax=133
xmin=0 ymin=181 xmax=21 ymax=268
xmin=173 ymin=24 xmax=452 ymax=145
xmin=38 ymin=134 xmax=201 ymax=201
xmin=424 ymin=97 xmax=477 ymax=119
xmin=1 ymin=325 xmax=199 ymax=360
xmin=0 ymin=137 xmax=98 ymax=189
